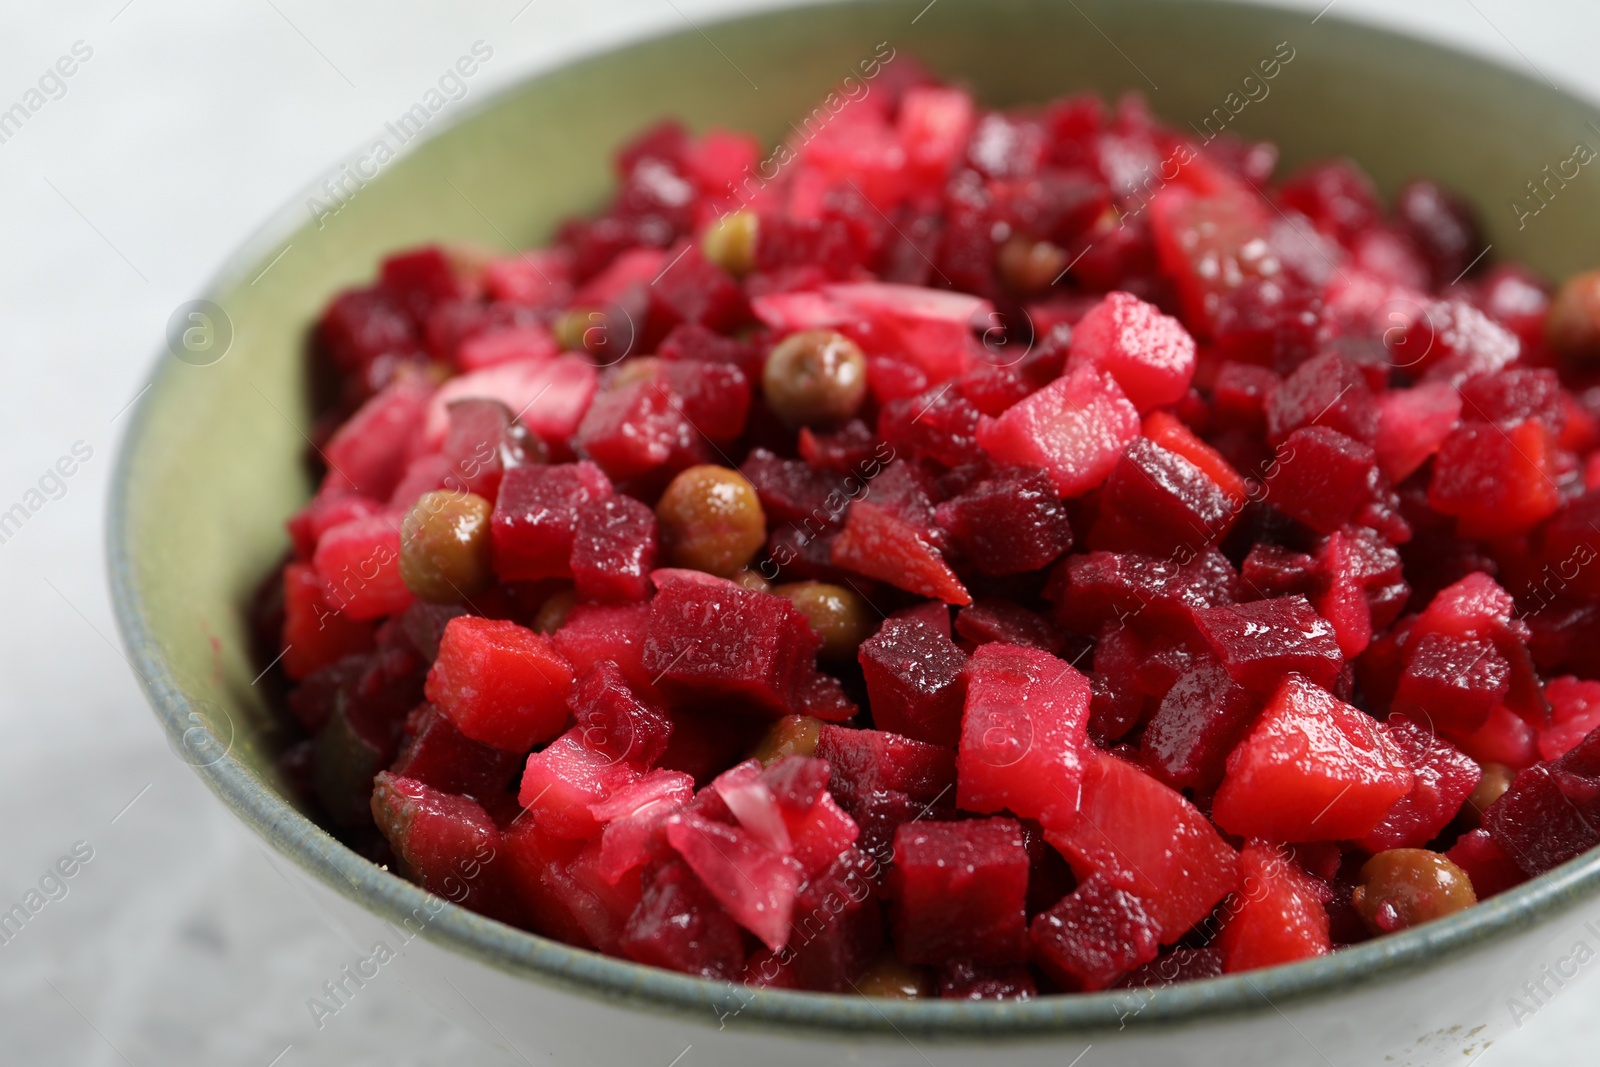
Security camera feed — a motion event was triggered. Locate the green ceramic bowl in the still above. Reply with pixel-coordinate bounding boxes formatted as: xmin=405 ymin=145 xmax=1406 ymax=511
xmin=110 ymin=2 xmax=1600 ymax=1063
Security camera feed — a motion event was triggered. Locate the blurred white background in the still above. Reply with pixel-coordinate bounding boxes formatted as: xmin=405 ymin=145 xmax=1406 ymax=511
xmin=1 ymin=1 xmax=1597 ymax=1063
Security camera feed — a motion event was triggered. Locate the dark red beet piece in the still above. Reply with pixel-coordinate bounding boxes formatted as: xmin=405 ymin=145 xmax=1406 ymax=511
xmin=858 ymin=617 xmax=969 ymax=746
xmin=1054 ymin=547 xmax=1239 ymax=640
xmin=1484 ymin=726 xmax=1600 ymax=876
xmin=782 ymin=848 xmax=883 ymax=992
xmin=815 ymin=724 xmax=957 ymax=862
xmin=1030 ymin=875 xmax=1161 ymax=991
xmin=1265 ymin=350 xmax=1378 ymax=446
xmin=391 ymin=704 xmax=523 ymax=800
xmin=937 ymin=960 xmax=1038 ymax=1000
xmin=642 ymin=575 xmax=822 ymax=717
xmin=1263 ymin=427 xmax=1379 ymax=535
xmin=569 ymin=661 xmax=673 ymax=771
xmin=1357 ymin=716 xmax=1480 ymax=852
xmin=890 ymin=817 xmax=1030 ymax=966
xmin=569 ymin=495 xmax=658 ymax=603
xmin=491 ymin=462 xmax=614 ymax=581
xmin=1092 ymin=437 xmax=1237 ymax=554
xmin=1395 ymin=178 xmax=1480 ymax=288
xmin=1192 ymin=595 xmax=1344 ymax=692
xmin=1116 ymin=946 xmax=1226 ymax=988
xmin=370 ymin=771 xmax=519 ymax=922
xmin=1142 ymin=658 xmax=1259 ymax=791
xmin=934 ymin=466 xmax=1074 ymax=577
xmin=1391 ymin=631 xmax=1509 ymax=737
xmin=619 ymin=860 xmax=746 ymax=980
xmin=954 ymin=599 xmax=1064 ymax=654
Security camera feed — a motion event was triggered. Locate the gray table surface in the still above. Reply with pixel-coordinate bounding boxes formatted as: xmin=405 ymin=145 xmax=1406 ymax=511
xmin=2 ymin=0 xmax=1596 ymax=1062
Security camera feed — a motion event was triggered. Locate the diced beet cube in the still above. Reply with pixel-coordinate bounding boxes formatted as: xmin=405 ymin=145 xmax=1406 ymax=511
xmin=287 ymin=490 xmax=383 ymax=562
xmin=642 ymin=574 xmax=821 ymax=716
xmin=1029 ymin=875 xmax=1161 ymax=991
xmin=976 ymin=363 xmax=1141 ymax=498
xmin=1217 ymin=842 xmax=1332 ymax=973
xmin=391 ymin=703 xmax=523 ymax=800
xmin=666 ymin=810 xmax=803 ymax=951
xmin=380 ymin=247 xmax=465 ymax=323
xmin=319 ymin=286 xmax=419 ymax=375
xmin=1093 ymin=437 xmax=1237 ymax=553
xmin=518 ymin=728 xmax=640 ymax=838
xmin=954 ymin=600 xmax=1063 ymax=654
xmin=956 ymin=643 xmax=1092 ymax=827
xmin=1116 ymin=947 xmax=1225 ymax=988
xmin=1148 ymin=184 xmax=1275 ymax=336
xmin=1142 ymin=409 xmax=1249 ymax=506
xmin=1540 ymin=676 xmax=1600 ymax=761
xmin=1045 ymin=749 xmax=1238 ymax=942
xmin=1460 ymin=367 xmax=1564 ymax=432
xmin=620 ymin=860 xmax=746 ymax=980
xmin=1193 ymin=595 xmax=1344 ymax=692
xmin=573 ymin=376 xmax=694 ymax=482
xmin=1241 ymin=543 xmax=1319 ymax=600
xmin=1212 ymin=675 xmax=1413 ymax=841
xmin=569 ymin=495 xmax=658 ymax=603
xmin=816 ymin=724 xmax=957 ymax=861
xmin=1068 ymin=290 xmax=1197 ymax=412
xmin=1374 ymin=381 xmax=1462 ymax=483
xmin=370 ymin=772 xmax=518 ymax=921
xmin=858 ymin=617 xmax=968 ymax=746
xmin=313 ymin=513 xmax=413 ymax=621
xmin=490 ymin=462 xmax=613 ymax=581
xmin=1265 ymin=350 xmax=1378 ymax=446
xmin=1088 ymin=624 xmax=1146 ymax=743
xmin=647 ymin=242 xmax=748 ymax=331
xmin=1484 ymin=727 xmax=1600 ymax=876
xmin=1428 ymin=420 xmax=1560 ymax=538
xmin=1263 ymin=427 xmax=1378 ymax=535
xmin=1279 ymin=159 xmax=1381 ymax=243
xmin=502 ymin=820 xmax=590 ymax=946
xmin=937 ymin=960 xmax=1037 ymax=1000
xmin=783 ymin=847 xmax=883 ymax=992
xmin=1392 ymin=631 xmax=1509 ymax=736
xmin=325 ymin=377 xmax=436 ymax=501
xmin=1445 ymin=829 xmax=1529 ymax=899
xmin=426 ymin=616 xmax=576 ymax=752
xmin=550 ymin=601 xmax=660 ymax=701
xmin=1056 ymin=547 xmax=1239 ymax=640
xmin=440 ymin=397 xmax=540 ymax=502
xmin=890 ymin=817 xmax=1029 ymax=966
xmin=569 ymin=662 xmax=673 ymax=771
xmin=740 ymin=448 xmax=847 ymax=528
xmin=783 ymin=788 xmax=860 ymax=879
xmin=934 ymin=466 xmax=1074 ymax=577
xmin=539 ymin=838 xmax=646 ymax=953
xmin=1141 ymin=659 xmax=1259 ymax=791
xmin=1357 ymin=717 xmax=1480 ymax=852
xmin=832 ymin=501 xmax=971 ymax=605
xmin=1414 ymin=570 xmax=1517 ymax=639
xmin=878 ymin=387 xmax=982 ymax=468
xmin=281 ymin=561 xmax=376 ymax=681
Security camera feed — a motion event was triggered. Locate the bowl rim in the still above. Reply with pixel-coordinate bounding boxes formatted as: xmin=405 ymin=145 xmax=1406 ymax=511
xmin=107 ymin=0 xmax=1600 ymax=1040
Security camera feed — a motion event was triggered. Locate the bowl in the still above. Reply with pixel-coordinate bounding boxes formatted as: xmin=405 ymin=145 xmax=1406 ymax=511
xmin=109 ymin=1 xmax=1600 ymax=1063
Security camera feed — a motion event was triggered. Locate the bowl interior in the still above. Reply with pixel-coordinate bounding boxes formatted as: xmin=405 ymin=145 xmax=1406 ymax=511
xmin=112 ymin=0 xmax=1600 ymax=1036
